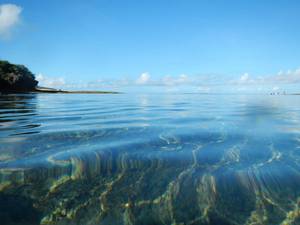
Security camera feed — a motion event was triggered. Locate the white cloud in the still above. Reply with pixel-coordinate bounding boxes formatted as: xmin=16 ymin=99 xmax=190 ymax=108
xmin=230 ymin=73 xmax=259 ymax=85
xmin=36 ymin=74 xmax=65 ymax=88
xmin=136 ymin=72 xmax=151 ymax=85
xmin=34 ymin=67 xmax=300 ymax=93
xmin=269 ymin=68 xmax=300 ymax=83
xmin=197 ymin=86 xmax=211 ymax=93
xmin=229 ymin=68 xmax=300 ymax=86
xmin=240 ymin=73 xmax=249 ymax=82
xmin=176 ymin=74 xmax=189 ymax=84
xmin=0 ymin=4 xmax=22 ymax=38
xmin=134 ymin=73 xmax=191 ymax=86
xmin=161 ymin=74 xmax=189 ymax=86
xmin=223 ymin=68 xmax=300 ymax=93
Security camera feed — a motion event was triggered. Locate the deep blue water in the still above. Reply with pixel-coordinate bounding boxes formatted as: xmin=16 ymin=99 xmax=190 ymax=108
xmin=0 ymin=93 xmax=300 ymax=225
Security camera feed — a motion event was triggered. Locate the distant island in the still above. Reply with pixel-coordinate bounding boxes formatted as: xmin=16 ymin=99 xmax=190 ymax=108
xmin=0 ymin=60 xmax=118 ymax=94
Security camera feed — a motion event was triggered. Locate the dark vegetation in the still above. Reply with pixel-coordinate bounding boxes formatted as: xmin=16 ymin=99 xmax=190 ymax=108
xmin=0 ymin=60 xmax=38 ymax=92
xmin=0 ymin=60 xmax=119 ymax=94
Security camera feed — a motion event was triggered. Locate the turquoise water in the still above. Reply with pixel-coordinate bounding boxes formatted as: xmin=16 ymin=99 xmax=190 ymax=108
xmin=0 ymin=93 xmax=300 ymax=225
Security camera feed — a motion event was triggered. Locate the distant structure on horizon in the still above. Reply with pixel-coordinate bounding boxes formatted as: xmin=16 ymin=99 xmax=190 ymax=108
xmin=270 ymin=91 xmax=286 ymax=95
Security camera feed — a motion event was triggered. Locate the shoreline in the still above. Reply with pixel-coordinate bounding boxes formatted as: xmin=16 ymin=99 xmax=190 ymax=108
xmin=34 ymin=90 xmax=120 ymax=94
xmin=34 ymin=87 xmax=120 ymax=94
xmin=0 ymin=87 xmax=120 ymax=94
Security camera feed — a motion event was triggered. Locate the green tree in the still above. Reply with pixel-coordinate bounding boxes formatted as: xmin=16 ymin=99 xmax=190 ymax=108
xmin=0 ymin=60 xmax=38 ymax=92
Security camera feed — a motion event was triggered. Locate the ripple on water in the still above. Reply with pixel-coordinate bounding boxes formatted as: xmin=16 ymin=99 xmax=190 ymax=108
xmin=0 ymin=93 xmax=300 ymax=224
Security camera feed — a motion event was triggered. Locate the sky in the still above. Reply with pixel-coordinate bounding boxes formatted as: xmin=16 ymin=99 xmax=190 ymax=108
xmin=0 ymin=0 xmax=300 ymax=93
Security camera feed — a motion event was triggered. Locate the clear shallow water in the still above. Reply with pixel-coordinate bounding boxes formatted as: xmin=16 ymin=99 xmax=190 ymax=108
xmin=0 ymin=93 xmax=300 ymax=225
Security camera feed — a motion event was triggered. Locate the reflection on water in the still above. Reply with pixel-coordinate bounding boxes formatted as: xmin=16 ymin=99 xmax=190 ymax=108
xmin=0 ymin=94 xmax=40 ymax=139
xmin=0 ymin=93 xmax=300 ymax=225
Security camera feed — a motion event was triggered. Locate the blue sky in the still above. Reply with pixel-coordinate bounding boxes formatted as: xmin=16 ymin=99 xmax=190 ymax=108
xmin=1 ymin=0 xmax=300 ymax=93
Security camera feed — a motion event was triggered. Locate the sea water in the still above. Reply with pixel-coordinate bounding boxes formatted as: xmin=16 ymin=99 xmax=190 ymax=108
xmin=0 ymin=93 xmax=300 ymax=225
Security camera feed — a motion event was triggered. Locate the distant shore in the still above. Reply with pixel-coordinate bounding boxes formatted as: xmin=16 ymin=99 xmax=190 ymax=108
xmin=33 ymin=87 xmax=120 ymax=94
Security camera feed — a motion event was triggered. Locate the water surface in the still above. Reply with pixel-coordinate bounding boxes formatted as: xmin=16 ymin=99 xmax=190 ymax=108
xmin=0 ymin=93 xmax=300 ymax=225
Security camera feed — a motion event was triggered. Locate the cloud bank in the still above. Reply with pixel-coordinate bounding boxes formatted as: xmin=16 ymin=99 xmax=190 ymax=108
xmin=37 ymin=68 xmax=300 ymax=93
xmin=136 ymin=72 xmax=150 ymax=85
xmin=36 ymin=74 xmax=65 ymax=88
xmin=0 ymin=4 xmax=22 ymax=38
